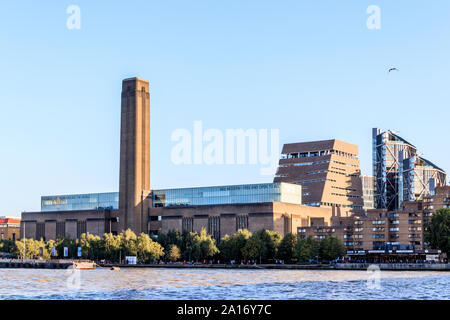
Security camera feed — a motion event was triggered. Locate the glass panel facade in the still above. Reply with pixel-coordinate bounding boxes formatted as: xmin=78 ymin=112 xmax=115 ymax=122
xmin=40 ymin=183 xmax=302 ymax=211
xmin=152 ymin=183 xmax=302 ymax=208
xmin=41 ymin=192 xmax=119 ymax=212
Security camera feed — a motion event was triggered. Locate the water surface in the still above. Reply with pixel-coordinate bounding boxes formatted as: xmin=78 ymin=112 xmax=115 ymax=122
xmin=0 ymin=268 xmax=448 ymax=300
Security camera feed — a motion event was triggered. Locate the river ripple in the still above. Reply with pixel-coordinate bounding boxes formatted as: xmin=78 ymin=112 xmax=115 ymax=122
xmin=0 ymin=268 xmax=449 ymax=300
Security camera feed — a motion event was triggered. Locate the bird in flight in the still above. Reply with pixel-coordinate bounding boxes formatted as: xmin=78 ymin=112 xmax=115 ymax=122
xmin=388 ymin=67 xmax=399 ymax=73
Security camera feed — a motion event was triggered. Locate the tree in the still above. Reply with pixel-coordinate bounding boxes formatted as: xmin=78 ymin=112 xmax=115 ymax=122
xmin=15 ymin=238 xmax=41 ymax=259
xmin=119 ymin=229 xmax=138 ymax=257
xmin=102 ymin=233 xmax=121 ymax=262
xmin=167 ymin=244 xmax=181 ymax=262
xmin=425 ymin=208 xmax=450 ymax=255
xmin=192 ymin=229 xmax=219 ymax=261
xmin=78 ymin=233 xmax=102 ymax=260
xmin=0 ymin=240 xmax=16 ymax=254
xmin=45 ymin=240 xmax=57 ymax=259
xmin=295 ymin=237 xmax=319 ymax=263
xmin=181 ymin=230 xmax=197 ymax=262
xmin=319 ymin=236 xmax=346 ymax=262
xmin=276 ymin=233 xmax=297 ymax=263
xmin=136 ymin=233 xmax=164 ymax=263
xmin=241 ymin=236 xmax=261 ymax=261
xmin=219 ymin=229 xmax=251 ymax=262
xmin=156 ymin=229 xmax=182 ymax=251
xmin=55 ymin=237 xmax=77 ymax=259
xmin=166 ymin=230 xmax=183 ymax=248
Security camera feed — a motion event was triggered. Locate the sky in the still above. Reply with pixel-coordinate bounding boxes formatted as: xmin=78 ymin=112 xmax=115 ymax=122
xmin=1 ymin=1 xmax=450 ymax=217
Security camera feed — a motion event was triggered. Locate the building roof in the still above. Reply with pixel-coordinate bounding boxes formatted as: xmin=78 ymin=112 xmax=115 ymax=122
xmin=0 ymin=218 xmax=21 ymax=224
xmin=281 ymin=139 xmax=358 ymax=155
xmin=418 ymin=156 xmax=446 ymax=173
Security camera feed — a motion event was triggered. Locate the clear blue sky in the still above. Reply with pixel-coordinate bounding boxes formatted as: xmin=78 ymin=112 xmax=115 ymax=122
xmin=1 ymin=1 xmax=450 ymax=217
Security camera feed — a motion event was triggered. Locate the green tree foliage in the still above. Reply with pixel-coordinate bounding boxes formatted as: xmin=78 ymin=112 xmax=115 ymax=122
xmin=167 ymin=244 xmax=181 ymax=262
xmin=425 ymin=208 xmax=450 ymax=255
xmin=241 ymin=236 xmax=261 ymax=261
xmin=295 ymin=236 xmax=319 ymax=262
xmin=55 ymin=237 xmax=77 ymax=259
xmin=319 ymin=236 xmax=346 ymax=262
xmin=119 ymin=229 xmax=138 ymax=257
xmin=219 ymin=229 xmax=251 ymax=262
xmin=102 ymin=233 xmax=121 ymax=262
xmin=78 ymin=233 xmax=102 ymax=260
xmin=190 ymin=229 xmax=219 ymax=261
xmin=4 ymin=228 xmax=349 ymax=265
xmin=242 ymin=229 xmax=281 ymax=263
xmin=45 ymin=240 xmax=57 ymax=258
xmin=14 ymin=238 xmax=44 ymax=259
xmin=136 ymin=233 xmax=164 ymax=262
xmin=181 ymin=230 xmax=197 ymax=261
xmin=156 ymin=229 xmax=182 ymax=251
xmin=0 ymin=240 xmax=16 ymax=254
xmin=276 ymin=233 xmax=297 ymax=262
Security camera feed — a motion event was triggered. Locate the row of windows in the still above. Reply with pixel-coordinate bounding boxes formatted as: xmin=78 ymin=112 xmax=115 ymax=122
xmin=282 ymin=149 xmax=357 ymax=160
xmin=153 ymin=183 xmax=301 ymax=207
xmin=330 ymin=192 xmax=362 ymax=199
xmin=41 ymin=192 xmax=119 ymax=212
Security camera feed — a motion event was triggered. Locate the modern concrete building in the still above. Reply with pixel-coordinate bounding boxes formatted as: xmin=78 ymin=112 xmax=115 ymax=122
xmin=274 ymin=139 xmax=364 ymax=216
xmin=372 ymin=128 xmax=446 ymax=210
xmin=21 ymin=77 xmax=336 ymax=241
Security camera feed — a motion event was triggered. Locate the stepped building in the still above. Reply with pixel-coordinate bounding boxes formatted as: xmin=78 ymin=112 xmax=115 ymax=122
xmin=274 ymin=139 xmax=364 ymax=216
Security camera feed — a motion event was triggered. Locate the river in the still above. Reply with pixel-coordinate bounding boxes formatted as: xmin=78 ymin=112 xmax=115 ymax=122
xmin=0 ymin=268 xmax=449 ymax=300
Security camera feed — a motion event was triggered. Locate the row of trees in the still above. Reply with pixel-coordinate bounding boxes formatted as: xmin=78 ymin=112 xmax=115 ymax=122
xmin=0 ymin=227 xmax=347 ymax=263
xmin=0 ymin=229 xmax=164 ymax=262
xmin=157 ymin=228 xmax=346 ymax=264
xmin=219 ymin=229 xmax=346 ymax=263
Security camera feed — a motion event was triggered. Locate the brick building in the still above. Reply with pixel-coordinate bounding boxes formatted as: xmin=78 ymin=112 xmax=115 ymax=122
xmin=0 ymin=217 xmax=20 ymax=241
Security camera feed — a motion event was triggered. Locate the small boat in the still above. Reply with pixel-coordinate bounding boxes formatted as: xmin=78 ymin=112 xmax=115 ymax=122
xmin=110 ymin=266 xmax=120 ymax=271
xmin=73 ymin=261 xmax=96 ymax=270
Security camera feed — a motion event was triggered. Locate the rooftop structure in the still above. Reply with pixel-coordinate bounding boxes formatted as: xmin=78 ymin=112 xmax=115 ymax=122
xmin=41 ymin=192 xmax=119 ymax=212
xmin=0 ymin=217 xmax=20 ymax=241
xmin=152 ymin=183 xmax=302 ymax=208
xmin=40 ymin=183 xmax=302 ymax=212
